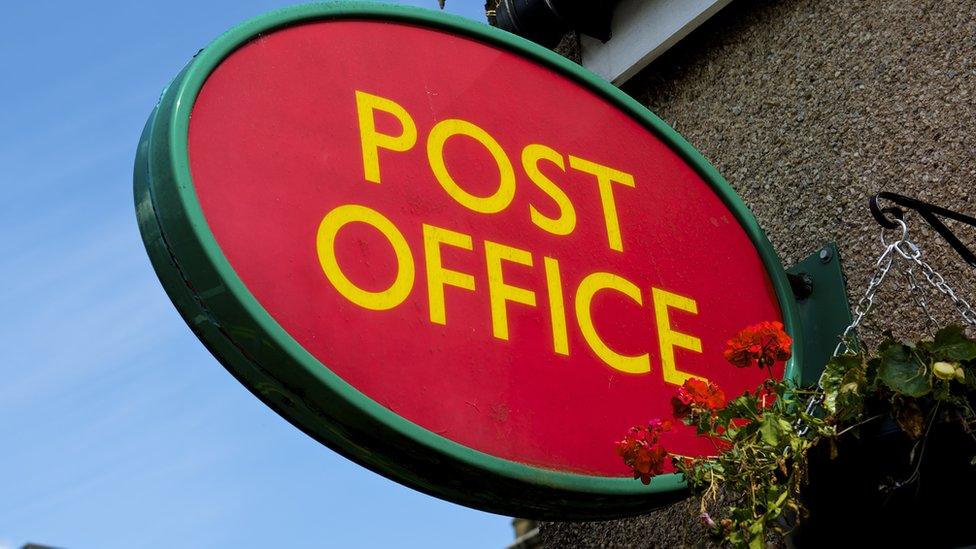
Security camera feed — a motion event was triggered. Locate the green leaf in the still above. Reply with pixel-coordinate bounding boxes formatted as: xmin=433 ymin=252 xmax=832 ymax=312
xmin=774 ymin=486 xmax=790 ymax=508
xmin=878 ymin=343 xmax=931 ymax=397
xmin=748 ymin=520 xmax=765 ymax=549
xmin=930 ymin=325 xmax=976 ymax=361
xmin=759 ymin=415 xmax=783 ymax=446
xmin=821 ymin=354 xmax=868 ymax=418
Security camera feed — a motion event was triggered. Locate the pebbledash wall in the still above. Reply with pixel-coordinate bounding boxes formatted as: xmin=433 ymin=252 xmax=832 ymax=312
xmin=541 ymin=0 xmax=976 ymax=545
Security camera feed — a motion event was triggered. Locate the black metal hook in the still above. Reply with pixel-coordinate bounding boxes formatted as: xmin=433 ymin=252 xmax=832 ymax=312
xmin=869 ymin=192 xmax=976 ymax=268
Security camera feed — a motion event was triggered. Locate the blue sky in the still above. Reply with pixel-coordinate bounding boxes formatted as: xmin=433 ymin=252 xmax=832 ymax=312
xmin=0 ymin=2 xmax=512 ymax=548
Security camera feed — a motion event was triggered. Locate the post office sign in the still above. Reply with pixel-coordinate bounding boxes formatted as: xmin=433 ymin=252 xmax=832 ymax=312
xmin=134 ymin=3 xmax=802 ymax=518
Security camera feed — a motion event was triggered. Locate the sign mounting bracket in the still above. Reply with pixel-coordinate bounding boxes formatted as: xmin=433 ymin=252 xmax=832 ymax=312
xmin=787 ymin=243 xmax=854 ymax=386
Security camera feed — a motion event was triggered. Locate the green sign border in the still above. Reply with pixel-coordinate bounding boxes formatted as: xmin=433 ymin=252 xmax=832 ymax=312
xmin=134 ymin=2 xmax=803 ymax=519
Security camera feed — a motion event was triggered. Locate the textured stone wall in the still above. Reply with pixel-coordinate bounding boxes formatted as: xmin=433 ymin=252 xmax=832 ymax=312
xmin=543 ymin=0 xmax=976 ymax=545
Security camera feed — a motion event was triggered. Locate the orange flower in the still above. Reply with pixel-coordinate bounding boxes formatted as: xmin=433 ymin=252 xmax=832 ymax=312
xmin=615 ymin=420 xmax=671 ymax=484
xmin=671 ymin=378 xmax=726 ymax=419
xmin=723 ymin=321 xmax=792 ymax=370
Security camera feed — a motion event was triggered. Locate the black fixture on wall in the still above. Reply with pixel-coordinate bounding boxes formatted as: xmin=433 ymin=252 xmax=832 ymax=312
xmin=494 ymin=0 xmax=620 ymax=48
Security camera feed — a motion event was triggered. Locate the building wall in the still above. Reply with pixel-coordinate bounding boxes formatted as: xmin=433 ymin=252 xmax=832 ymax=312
xmin=543 ymin=0 xmax=976 ymax=545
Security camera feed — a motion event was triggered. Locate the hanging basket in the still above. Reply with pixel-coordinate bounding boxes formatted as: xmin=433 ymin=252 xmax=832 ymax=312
xmin=793 ymin=415 xmax=976 ymax=546
xmin=792 ymin=210 xmax=976 ymax=547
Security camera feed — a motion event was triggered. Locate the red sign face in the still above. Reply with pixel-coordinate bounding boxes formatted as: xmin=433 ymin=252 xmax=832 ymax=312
xmin=187 ymin=20 xmax=782 ymax=475
xmin=137 ymin=5 xmax=799 ymax=517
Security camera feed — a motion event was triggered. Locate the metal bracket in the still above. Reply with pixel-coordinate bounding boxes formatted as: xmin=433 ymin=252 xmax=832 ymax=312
xmin=870 ymin=192 xmax=976 ymax=269
xmin=787 ymin=243 xmax=854 ymax=386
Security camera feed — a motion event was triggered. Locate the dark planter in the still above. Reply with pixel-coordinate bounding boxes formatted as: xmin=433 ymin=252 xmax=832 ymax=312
xmin=790 ymin=419 xmax=976 ymax=547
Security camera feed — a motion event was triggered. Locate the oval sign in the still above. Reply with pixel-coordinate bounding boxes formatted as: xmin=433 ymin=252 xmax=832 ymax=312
xmin=135 ymin=4 xmax=801 ymax=518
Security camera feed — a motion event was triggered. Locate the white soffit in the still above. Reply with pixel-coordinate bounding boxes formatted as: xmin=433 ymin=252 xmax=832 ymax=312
xmin=581 ymin=0 xmax=733 ymax=86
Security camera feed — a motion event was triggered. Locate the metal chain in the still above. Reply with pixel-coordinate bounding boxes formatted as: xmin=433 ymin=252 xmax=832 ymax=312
xmin=895 ymin=239 xmax=976 ymax=326
xmin=797 ymin=216 xmax=975 ymax=433
xmin=831 ymin=239 xmax=897 ymax=357
xmin=903 ymin=265 xmax=937 ymax=337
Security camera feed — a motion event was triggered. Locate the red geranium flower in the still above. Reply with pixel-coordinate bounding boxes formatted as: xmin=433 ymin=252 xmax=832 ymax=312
xmin=671 ymin=378 xmax=726 ymax=420
xmin=615 ymin=420 xmax=671 ymax=484
xmin=723 ymin=321 xmax=793 ymax=370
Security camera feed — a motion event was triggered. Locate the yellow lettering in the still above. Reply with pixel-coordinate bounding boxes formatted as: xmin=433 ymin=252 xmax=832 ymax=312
xmin=427 ymin=119 xmax=515 ymax=214
xmin=575 ymin=272 xmax=650 ymax=374
xmin=522 ymin=144 xmax=576 ymax=236
xmin=567 ymin=155 xmax=635 ymax=252
xmin=316 ymin=204 xmax=415 ymax=311
xmin=485 ymin=241 xmax=537 ymax=340
xmin=544 ymin=256 xmax=569 ymax=356
xmin=423 ymin=224 xmax=476 ymax=325
xmin=355 ymin=90 xmax=417 ymax=184
xmin=652 ymin=287 xmax=704 ymax=385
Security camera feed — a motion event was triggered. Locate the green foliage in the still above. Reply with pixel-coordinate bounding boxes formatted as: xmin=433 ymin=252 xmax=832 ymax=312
xmin=926 ymin=325 xmax=976 ymax=362
xmin=674 ymin=380 xmax=829 ymax=546
xmin=877 ymin=341 xmax=931 ymax=397
xmin=674 ymin=325 xmax=976 ymax=548
xmin=821 ymin=353 xmax=867 ymax=420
